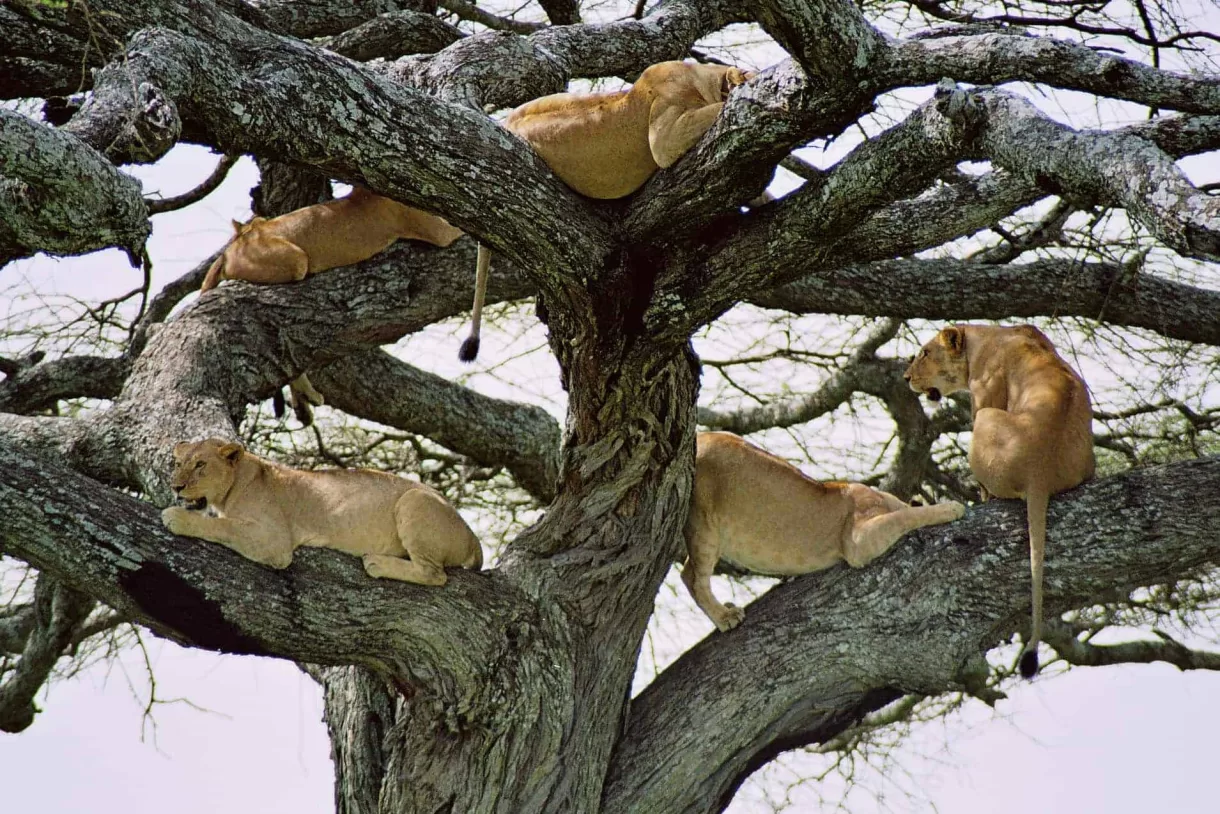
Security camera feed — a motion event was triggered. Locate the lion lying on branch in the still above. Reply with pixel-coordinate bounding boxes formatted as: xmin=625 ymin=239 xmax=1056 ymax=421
xmin=162 ymin=439 xmax=482 ymax=586
xmin=460 ymin=60 xmax=759 ymax=362
xmin=682 ymin=432 xmax=965 ymax=631
xmin=200 ymin=186 xmax=461 ymax=292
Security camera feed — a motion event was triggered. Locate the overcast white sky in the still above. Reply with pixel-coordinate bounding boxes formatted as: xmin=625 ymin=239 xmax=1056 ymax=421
xmin=4 ymin=5 xmax=1220 ymax=809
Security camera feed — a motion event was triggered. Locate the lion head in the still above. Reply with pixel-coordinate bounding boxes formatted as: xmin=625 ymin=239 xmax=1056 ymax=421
xmin=904 ymin=326 xmax=969 ymax=403
xmin=170 ymin=439 xmax=244 ymax=509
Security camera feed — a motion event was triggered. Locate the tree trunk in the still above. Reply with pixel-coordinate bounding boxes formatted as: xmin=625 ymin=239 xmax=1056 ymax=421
xmin=312 ymin=248 xmax=699 ymax=811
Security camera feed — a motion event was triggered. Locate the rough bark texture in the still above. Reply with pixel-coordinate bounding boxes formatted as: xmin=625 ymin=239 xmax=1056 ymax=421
xmin=2 ymin=0 xmax=1219 ymax=811
xmin=0 ymin=109 xmax=149 ymax=264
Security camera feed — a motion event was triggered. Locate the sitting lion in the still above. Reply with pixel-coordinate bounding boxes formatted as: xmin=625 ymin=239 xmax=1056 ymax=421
xmin=905 ymin=324 xmax=1095 ymax=677
xmin=161 ymin=439 xmax=482 ymax=586
xmin=682 ymin=431 xmax=965 ymax=632
xmin=201 ymin=186 xmax=462 ymax=292
xmin=459 ymin=60 xmax=757 ymax=361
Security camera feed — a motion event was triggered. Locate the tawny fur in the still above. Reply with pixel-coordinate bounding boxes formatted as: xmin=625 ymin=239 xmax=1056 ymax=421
xmin=905 ymin=324 xmax=1095 ymax=677
xmin=201 ymin=187 xmax=461 ymax=292
xmin=459 ymin=60 xmax=755 ymax=362
xmin=682 ymin=431 xmax=965 ymax=632
xmin=161 ymin=439 xmax=482 ymax=586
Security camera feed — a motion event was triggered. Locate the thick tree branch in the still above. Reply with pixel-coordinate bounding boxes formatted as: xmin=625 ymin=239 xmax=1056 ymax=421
xmin=0 ymin=109 xmax=148 ymax=266
xmin=604 ymin=456 xmax=1220 ymax=814
xmin=1042 ymin=621 xmax=1220 ymax=671
xmin=0 ymin=438 xmax=535 ymax=707
xmin=254 ymin=0 xmax=439 ymax=39
xmin=963 ymin=89 xmax=1220 ymax=261
xmin=64 ymin=13 xmax=613 ymax=310
xmin=750 ymin=257 xmax=1220 ymax=347
xmin=312 ymin=350 xmax=562 ymax=503
xmin=746 ymin=0 xmax=886 ymax=82
xmin=652 ymin=86 xmax=983 ymax=341
xmin=0 ymin=413 xmax=134 ymax=487
xmin=884 ymin=31 xmax=1220 ymax=116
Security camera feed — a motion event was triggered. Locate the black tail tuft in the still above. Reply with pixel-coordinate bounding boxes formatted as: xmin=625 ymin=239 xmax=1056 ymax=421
xmin=458 ymin=336 xmax=480 ymax=363
xmin=1019 ymin=649 xmax=1039 ymax=679
xmin=272 ymin=388 xmax=286 ymax=419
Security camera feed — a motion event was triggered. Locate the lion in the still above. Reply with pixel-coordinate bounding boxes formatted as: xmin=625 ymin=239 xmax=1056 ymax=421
xmin=200 ymin=186 xmax=462 ymax=292
xmin=682 ymin=431 xmax=966 ymax=632
xmin=905 ymin=324 xmax=1095 ymax=677
xmin=161 ymin=439 xmax=483 ymax=586
xmin=459 ymin=60 xmax=757 ymax=362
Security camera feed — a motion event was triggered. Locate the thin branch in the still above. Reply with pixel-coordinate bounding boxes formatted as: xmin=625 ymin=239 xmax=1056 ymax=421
xmin=438 ymin=0 xmax=546 ymax=34
xmin=1042 ymin=620 xmax=1220 ymax=671
xmin=144 ymin=153 xmax=239 ymax=215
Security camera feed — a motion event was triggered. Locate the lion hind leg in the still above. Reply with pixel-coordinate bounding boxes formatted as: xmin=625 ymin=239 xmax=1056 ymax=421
xmin=846 ymin=501 xmax=965 ymax=568
xmin=227 ymin=237 xmax=310 ymax=284
xmin=648 ymin=100 xmax=724 ymax=168
xmin=362 ymin=554 xmax=446 ymax=586
xmin=400 ymin=209 xmax=463 ymax=248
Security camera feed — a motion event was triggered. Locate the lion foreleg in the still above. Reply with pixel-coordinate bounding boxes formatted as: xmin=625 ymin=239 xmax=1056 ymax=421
xmin=161 ymin=507 xmax=295 ymax=568
xmin=681 ymin=523 xmax=744 ymax=632
xmin=648 ymin=101 xmax=724 ymax=168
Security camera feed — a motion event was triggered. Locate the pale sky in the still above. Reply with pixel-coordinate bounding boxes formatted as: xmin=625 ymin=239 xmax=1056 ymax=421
xmin=4 ymin=8 xmax=1220 ymax=810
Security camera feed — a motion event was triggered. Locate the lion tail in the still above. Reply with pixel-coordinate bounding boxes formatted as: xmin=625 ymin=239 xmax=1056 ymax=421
xmin=200 ymin=251 xmax=227 ymax=292
xmin=1018 ymin=488 xmax=1050 ymax=679
xmin=458 ymin=242 xmax=490 ymax=362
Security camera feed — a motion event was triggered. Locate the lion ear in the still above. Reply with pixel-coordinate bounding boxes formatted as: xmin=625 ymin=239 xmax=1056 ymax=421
xmin=172 ymin=442 xmax=194 ymax=463
xmin=217 ymin=442 xmax=244 ymax=463
xmin=939 ymin=326 xmax=964 ymax=353
xmin=230 ymin=219 xmax=245 ymax=233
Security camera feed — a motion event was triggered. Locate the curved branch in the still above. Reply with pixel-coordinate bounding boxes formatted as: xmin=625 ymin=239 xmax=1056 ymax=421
xmin=652 ymin=86 xmax=983 ymax=340
xmin=1043 ymin=621 xmax=1220 ymax=671
xmin=325 ymin=10 xmax=463 ymax=61
xmin=0 ymin=438 xmax=535 ymax=706
xmin=312 ymin=350 xmax=561 ymax=503
xmin=697 ymin=320 xmax=901 ymax=434
xmin=964 ymin=89 xmax=1220 ymax=261
xmin=66 ymin=17 xmax=613 ymax=304
xmin=145 ymin=152 xmax=239 ymax=215
xmin=603 ymin=455 xmax=1220 ymax=814
xmin=746 ymin=0 xmax=886 ymax=81
xmin=254 ymin=0 xmax=436 ymax=39
xmin=438 ymin=0 xmax=545 ymax=34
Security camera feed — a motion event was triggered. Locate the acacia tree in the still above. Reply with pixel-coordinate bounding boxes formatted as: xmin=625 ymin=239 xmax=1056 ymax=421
xmin=2 ymin=0 xmax=1220 ymax=811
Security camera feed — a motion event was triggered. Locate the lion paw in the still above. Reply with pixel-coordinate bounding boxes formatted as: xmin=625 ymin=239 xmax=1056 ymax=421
xmin=363 ymin=554 xmax=392 ymax=579
xmin=714 ymin=604 xmax=746 ymax=632
xmin=161 ymin=506 xmax=193 ymax=535
xmin=945 ymin=501 xmax=967 ymax=521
